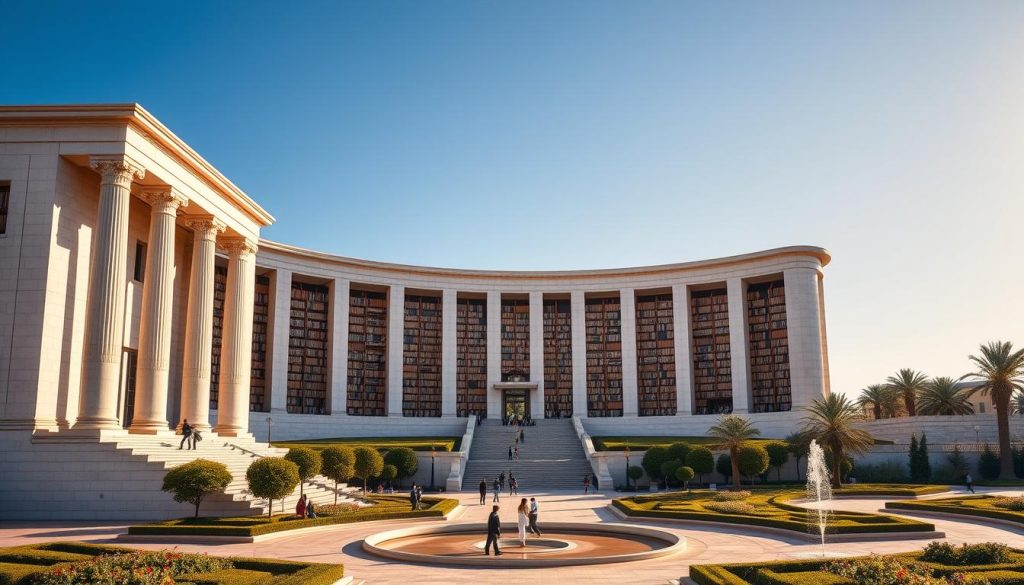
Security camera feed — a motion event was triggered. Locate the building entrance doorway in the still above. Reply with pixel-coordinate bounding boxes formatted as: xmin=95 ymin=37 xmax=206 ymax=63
xmin=503 ymin=389 xmax=529 ymax=421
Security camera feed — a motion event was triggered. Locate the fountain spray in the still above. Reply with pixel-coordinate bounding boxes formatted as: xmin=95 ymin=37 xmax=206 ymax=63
xmin=805 ymin=439 xmax=832 ymax=557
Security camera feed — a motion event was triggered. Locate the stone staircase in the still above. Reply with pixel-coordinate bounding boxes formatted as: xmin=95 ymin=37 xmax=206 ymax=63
xmin=104 ymin=433 xmax=365 ymax=517
xmin=462 ymin=419 xmax=594 ymax=491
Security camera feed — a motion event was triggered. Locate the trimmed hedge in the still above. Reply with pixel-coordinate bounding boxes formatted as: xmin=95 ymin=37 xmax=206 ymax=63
xmin=128 ymin=495 xmax=459 ymax=537
xmin=272 ymin=436 xmax=459 ymax=452
xmin=832 ymin=484 xmax=948 ymax=497
xmin=613 ymin=490 xmax=934 ymax=534
xmin=887 ymin=495 xmax=1024 ymax=525
xmin=690 ymin=549 xmax=1024 ymax=585
xmin=0 ymin=543 xmax=343 ymax=585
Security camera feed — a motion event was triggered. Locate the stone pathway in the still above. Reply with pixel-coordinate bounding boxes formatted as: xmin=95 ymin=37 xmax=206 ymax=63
xmin=3 ymin=488 xmax=1024 ymax=584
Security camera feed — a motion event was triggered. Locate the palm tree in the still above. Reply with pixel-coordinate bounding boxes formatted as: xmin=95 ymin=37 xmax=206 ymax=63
xmin=916 ymin=376 xmax=975 ymax=416
xmin=707 ymin=414 xmax=761 ymax=489
xmin=886 ymin=368 xmax=930 ymax=417
xmin=801 ymin=393 xmax=874 ymax=488
xmin=857 ymin=384 xmax=898 ymax=420
xmin=961 ymin=341 xmax=1024 ymax=479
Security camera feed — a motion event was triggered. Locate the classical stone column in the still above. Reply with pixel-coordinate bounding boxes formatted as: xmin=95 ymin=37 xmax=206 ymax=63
xmin=129 ymin=189 xmax=188 ymax=434
xmin=727 ymin=277 xmax=751 ymax=413
xmin=570 ymin=290 xmax=587 ymax=417
xmin=619 ymin=289 xmax=638 ymax=417
xmin=269 ymin=269 xmax=293 ymax=413
xmin=529 ymin=291 xmax=544 ymax=418
xmin=214 ymin=237 xmax=257 ymax=437
xmin=486 ymin=291 xmax=502 ymax=418
xmin=440 ymin=289 xmax=458 ymax=416
xmin=177 ymin=216 xmax=225 ymax=432
xmin=387 ymin=284 xmax=405 ymax=417
xmin=671 ymin=284 xmax=693 ymax=415
xmin=783 ymin=267 xmax=827 ymax=409
xmin=329 ymin=278 xmax=350 ymax=414
xmin=76 ymin=156 xmax=145 ymax=430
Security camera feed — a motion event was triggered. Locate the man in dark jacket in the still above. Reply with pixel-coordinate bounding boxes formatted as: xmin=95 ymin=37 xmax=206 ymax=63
xmin=485 ymin=505 xmax=502 ymax=556
xmin=409 ymin=483 xmax=419 ymax=510
xmin=478 ymin=479 xmax=487 ymax=505
xmin=178 ymin=419 xmax=193 ymax=450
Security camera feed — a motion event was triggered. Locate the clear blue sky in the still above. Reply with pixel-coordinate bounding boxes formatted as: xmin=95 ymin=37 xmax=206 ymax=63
xmin=3 ymin=1 xmax=1023 ymax=398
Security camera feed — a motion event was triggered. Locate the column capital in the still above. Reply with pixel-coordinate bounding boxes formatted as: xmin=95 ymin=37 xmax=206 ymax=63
xmin=218 ymin=236 xmax=258 ymax=257
xmin=185 ymin=214 xmax=227 ymax=237
xmin=140 ymin=188 xmax=188 ymax=212
xmin=89 ymin=155 xmax=146 ymax=186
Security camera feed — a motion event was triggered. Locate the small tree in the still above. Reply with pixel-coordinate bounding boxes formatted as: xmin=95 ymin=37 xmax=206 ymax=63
xmin=909 ymin=434 xmax=921 ymax=481
xmin=667 ymin=442 xmax=692 ymax=466
xmin=686 ymin=446 xmax=714 ymax=486
xmin=947 ymin=444 xmax=969 ymax=479
xmin=353 ymin=446 xmax=384 ymax=493
xmin=161 ymin=459 xmax=232 ymax=518
xmin=383 ymin=447 xmax=419 ymax=488
xmin=246 ymin=457 xmax=300 ymax=518
xmin=641 ymin=446 xmax=672 ymax=486
xmin=676 ymin=465 xmax=695 ymax=491
xmin=716 ymin=453 xmax=732 ymax=484
xmin=285 ymin=447 xmax=321 ymax=497
xmin=737 ymin=444 xmax=770 ymax=485
xmin=321 ymin=446 xmax=356 ymax=504
xmin=626 ymin=465 xmax=644 ymax=489
xmin=380 ymin=464 xmax=398 ymax=486
xmin=764 ymin=441 xmax=790 ymax=482
xmin=660 ymin=460 xmax=681 ymax=488
xmin=980 ymin=444 xmax=1001 ymax=480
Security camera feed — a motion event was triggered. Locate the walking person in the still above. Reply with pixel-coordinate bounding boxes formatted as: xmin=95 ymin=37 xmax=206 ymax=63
xmin=510 ymin=476 xmax=518 ymax=496
xmin=528 ymin=497 xmax=541 ymax=537
xmin=517 ymin=498 xmax=529 ymax=546
xmin=409 ymin=483 xmax=419 ymax=510
xmin=295 ymin=494 xmax=307 ymax=519
xmin=492 ymin=478 xmax=501 ymax=502
xmin=499 ymin=471 xmax=506 ymax=492
xmin=178 ymin=419 xmax=193 ymax=450
xmin=306 ymin=499 xmax=317 ymax=519
xmin=583 ymin=474 xmax=591 ymax=494
xmin=479 ymin=478 xmax=488 ymax=505
xmin=965 ymin=473 xmax=976 ymax=494
xmin=514 ymin=446 xmax=519 ymax=461
xmin=508 ymin=446 xmax=513 ymax=461
xmin=485 ymin=505 xmax=502 ymax=556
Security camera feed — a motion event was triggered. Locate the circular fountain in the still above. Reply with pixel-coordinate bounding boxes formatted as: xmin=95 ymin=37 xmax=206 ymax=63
xmin=362 ymin=522 xmax=685 ymax=567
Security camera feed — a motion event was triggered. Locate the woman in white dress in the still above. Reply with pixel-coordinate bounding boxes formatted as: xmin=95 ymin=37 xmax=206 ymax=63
xmin=517 ymin=498 xmax=529 ymax=546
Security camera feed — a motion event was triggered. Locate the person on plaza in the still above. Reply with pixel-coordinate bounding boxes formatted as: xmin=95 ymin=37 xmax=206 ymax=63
xmin=306 ymin=499 xmax=317 ymax=519
xmin=485 ymin=505 xmax=502 ymax=556
xmin=508 ymin=446 xmax=513 ymax=461
xmin=528 ymin=497 xmax=541 ymax=537
xmin=295 ymin=494 xmax=307 ymax=519
xmin=409 ymin=483 xmax=419 ymax=510
xmin=513 ymin=446 xmax=519 ymax=461
xmin=178 ymin=419 xmax=193 ymax=450
xmin=517 ymin=498 xmax=529 ymax=546
xmin=492 ymin=477 xmax=501 ymax=502
xmin=583 ymin=474 xmax=591 ymax=494
xmin=965 ymin=473 xmax=976 ymax=494
xmin=479 ymin=478 xmax=488 ymax=505
xmin=499 ymin=471 xmax=506 ymax=491
xmin=510 ymin=476 xmax=518 ymax=496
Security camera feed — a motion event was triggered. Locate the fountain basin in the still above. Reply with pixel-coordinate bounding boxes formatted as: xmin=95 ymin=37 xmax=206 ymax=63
xmin=362 ymin=522 xmax=686 ymax=567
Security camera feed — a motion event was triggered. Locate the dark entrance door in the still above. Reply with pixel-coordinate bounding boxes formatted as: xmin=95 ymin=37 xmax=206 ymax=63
xmin=503 ymin=389 xmax=529 ymax=421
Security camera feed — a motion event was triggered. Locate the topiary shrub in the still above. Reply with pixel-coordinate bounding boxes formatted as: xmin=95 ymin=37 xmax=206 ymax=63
xmin=320 ymin=446 xmax=356 ymax=504
xmin=161 ymin=459 xmax=233 ymax=518
xmin=737 ymin=444 xmax=770 ymax=485
xmin=626 ymin=465 xmax=644 ymax=489
xmin=284 ymin=447 xmax=321 ymax=497
xmin=380 ymin=464 xmax=397 ymax=485
xmin=246 ymin=457 xmax=300 ymax=517
xmin=980 ymin=444 xmax=1001 ymax=480
xmin=667 ymin=442 xmax=692 ymax=466
xmin=686 ymin=446 xmax=714 ymax=485
xmin=676 ymin=465 xmax=694 ymax=490
xmin=383 ymin=447 xmax=418 ymax=488
xmin=922 ymin=540 xmax=1010 ymax=565
xmin=703 ymin=501 xmax=760 ymax=515
xmin=763 ymin=440 xmax=790 ymax=482
xmin=660 ymin=460 xmax=681 ymax=488
xmin=642 ymin=446 xmax=672 ymax=486
xmin=353 ymin=446 xmax=384 ymax=494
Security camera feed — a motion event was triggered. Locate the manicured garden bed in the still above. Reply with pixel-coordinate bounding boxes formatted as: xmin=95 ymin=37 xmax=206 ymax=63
xmin=128 ymin=495 xmax=459 ymax=537
xmin=690 ymin=544 xmax=1024 ymax=585
xmin=832 ymin=484 xmax=949 ymax=497
xmin=612 ymin=489 xmax=935 ymax=534
xmin=591 ymin=436 xmax=895 ymax=451
xmin=271 ymin=436 xmax=460 ymax=452
xmin=887 ymin=494 xmax=1024 ymax=525
xmin=0 ymin=541 xmax=344 ymax=585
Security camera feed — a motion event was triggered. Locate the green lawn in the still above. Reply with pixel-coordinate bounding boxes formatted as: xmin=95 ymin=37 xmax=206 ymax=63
xmin=272 ymin=436 xmax=460 ymax=452
xmin=887 ymin=494 xmax=1024 ymax=525
xmin=613 ymin=489 xmax=935 ymax=535
xmin=0 ymin=542 xmax=343 ymax=585
xmin=592 ymin=435 xmax=894 ymax=451
xmin=691 ymin=547 xmax=1024 ymax=585
xmin=128 ymin=495 xmax=460 ymax=538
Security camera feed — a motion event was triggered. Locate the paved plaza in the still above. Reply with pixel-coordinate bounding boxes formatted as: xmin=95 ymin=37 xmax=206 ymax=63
xmin=3 ymin=487 xmax=1024 ymax=584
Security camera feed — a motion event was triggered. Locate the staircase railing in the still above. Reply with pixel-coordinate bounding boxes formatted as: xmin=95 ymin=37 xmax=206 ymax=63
xmin=446 ymin=415 xmax=475 ymax=491
xmin=572 ymin=416 xmax=613 ymax=490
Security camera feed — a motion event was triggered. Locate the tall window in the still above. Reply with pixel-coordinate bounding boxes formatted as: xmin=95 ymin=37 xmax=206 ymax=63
xmin=0 ymin=184 xmax=9 ymax=234
xmin=133 ymin=241 xmax=147 ymax=282
xmin=121 ymin=349 xmax=138 ymax=428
